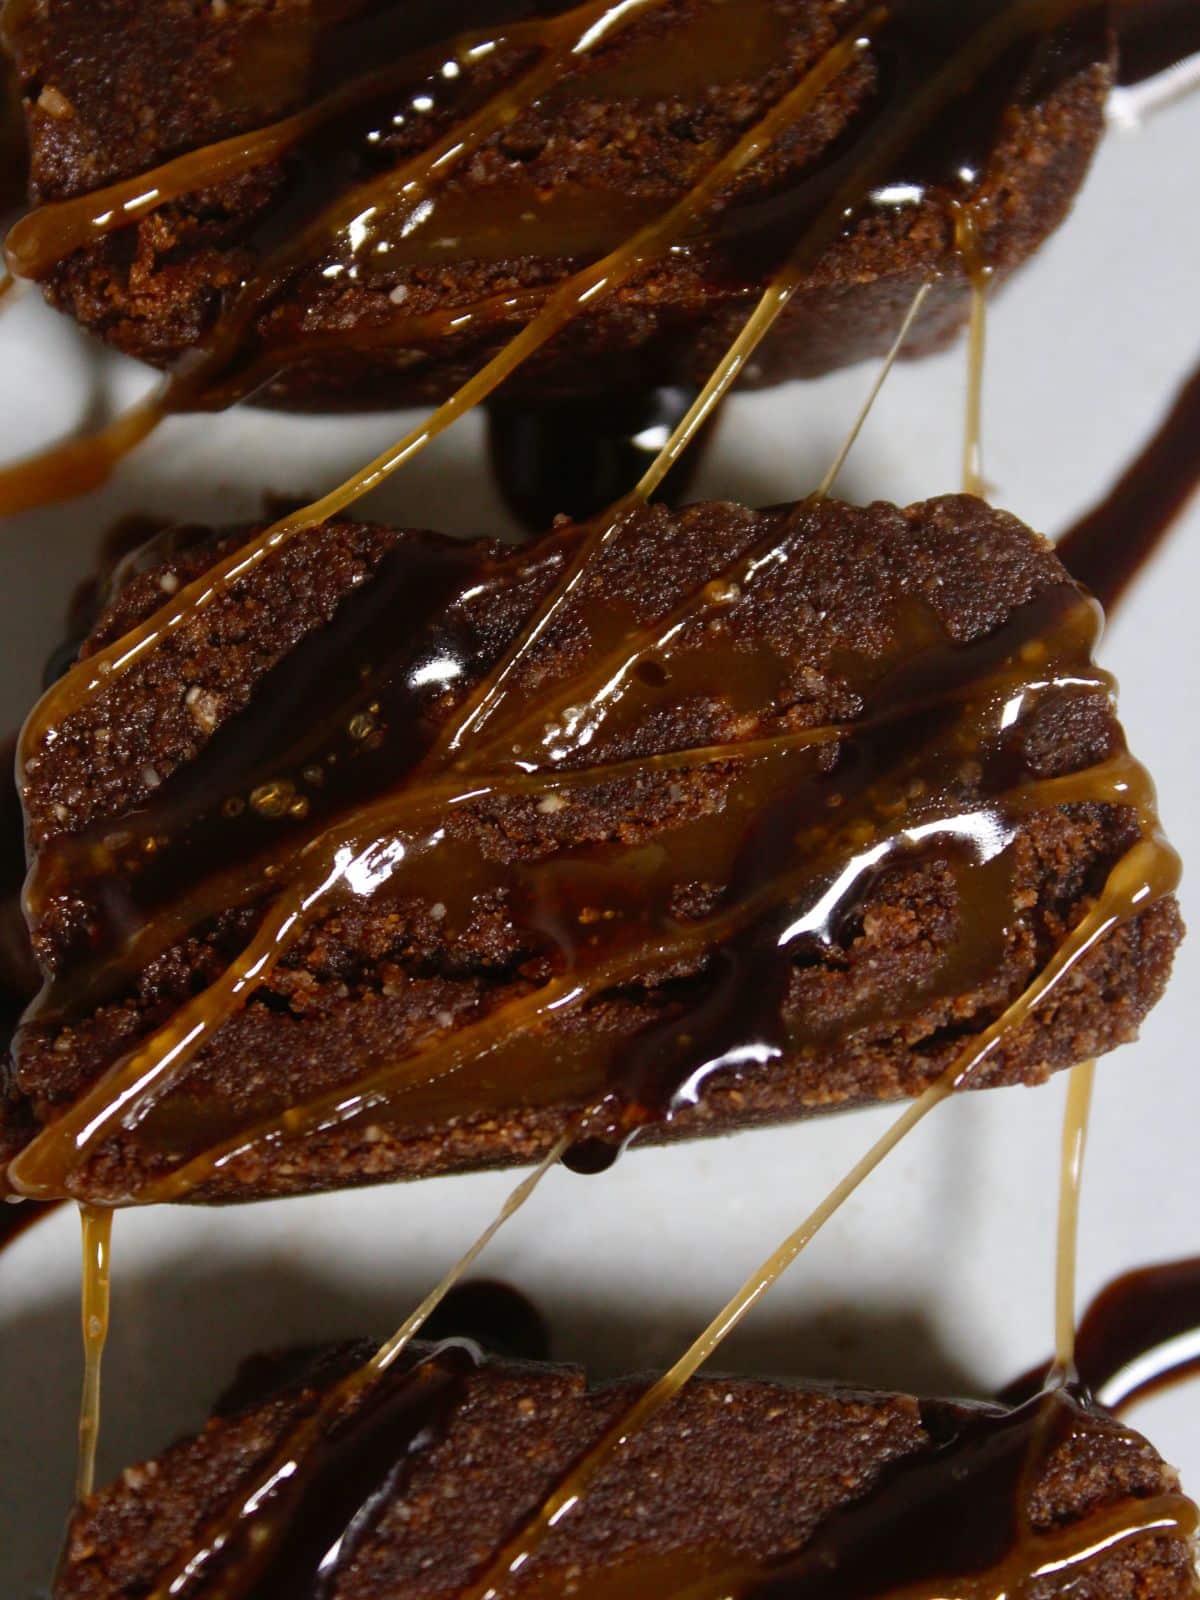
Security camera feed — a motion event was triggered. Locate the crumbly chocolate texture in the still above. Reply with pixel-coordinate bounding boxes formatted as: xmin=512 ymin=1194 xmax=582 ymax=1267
xmin=6 ymin=0 xmax=1110 ymax=406
xmin=0 ymin=495 xmax=1182 ymax=1201
xmin=53 ymin=1344 xmax=1198 ymax=1600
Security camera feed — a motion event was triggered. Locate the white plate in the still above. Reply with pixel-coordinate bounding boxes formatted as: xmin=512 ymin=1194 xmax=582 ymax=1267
xmin=1 ymin=82 xmax=1198 ymax=1600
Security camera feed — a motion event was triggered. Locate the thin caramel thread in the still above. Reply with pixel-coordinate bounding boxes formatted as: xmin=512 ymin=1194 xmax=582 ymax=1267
xmin=75 ymin=1203 xmax=112 ymax=1501
xmin=955 ymin=202 xmax=994 ymax=498
xmin=454 ymin=837 xmax=1181 ymax=1600
xmin=141 ymin=1131 xmax=574 ymax=1600
xmin=816 ymin=278 xmax=933 ymax=499
xmin=1051 ymin=1059 xmax=1096 ymax=1383
xmin=18 ymin=16 xmax=871 ymax=748
xmin=118 ymin=752 xmax=1152 ymax=1207
xmin=3 ymin=13 xmax=565 ymax=280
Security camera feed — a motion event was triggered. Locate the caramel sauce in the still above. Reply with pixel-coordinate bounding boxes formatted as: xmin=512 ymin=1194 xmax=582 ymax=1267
xmin=1050 ymin=1059 xmax=1095 ymax=1379
xmin=75 ymin=1203 xmax=112 ymax=1501
xmin=1057 ymin=354 xmax=1200 ymax=613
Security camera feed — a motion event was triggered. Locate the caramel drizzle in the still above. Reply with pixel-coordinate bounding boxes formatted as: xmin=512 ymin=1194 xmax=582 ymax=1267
xmin=956 ymin=203 xmax=995 ymax=498
xmin=1051 ymin=1059 xmax=1095 ymax=1381
xmin=3 ymin=14 xmax=565 ymax=282
xmin=0 ymin=0 xmax=1099 ymax=525
xmin=17 ymin=7 xmax=873 ymax=741
xmin=75 ymin=1201 xmax=112 ymax=1501
xmin=7 ymin=583 xmax=1139 ymax=1203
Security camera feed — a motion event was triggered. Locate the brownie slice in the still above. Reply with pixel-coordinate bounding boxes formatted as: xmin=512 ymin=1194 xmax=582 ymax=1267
xmin=0 ymin=494 xmax=1181 ymax=1204
xmin=3 ymin=0 xmax=1110 ymax=408
xmin=53 ymin=1342 xmax=1199 ymax=1599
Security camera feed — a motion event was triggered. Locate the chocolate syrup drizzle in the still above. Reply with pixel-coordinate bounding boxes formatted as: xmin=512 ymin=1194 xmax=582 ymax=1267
xmin=1057 ymin=353 xmax=1200 ymax=613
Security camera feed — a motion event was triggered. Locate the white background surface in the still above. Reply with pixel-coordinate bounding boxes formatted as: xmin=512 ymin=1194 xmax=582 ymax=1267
xmin=0 ymin=83 xmax=1198 ymax=1600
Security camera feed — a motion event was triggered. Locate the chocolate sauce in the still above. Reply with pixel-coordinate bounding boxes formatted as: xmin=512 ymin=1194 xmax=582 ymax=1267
xmin=419 ymin=1279 xmax=551 ymax=1361
xmin=1057 ymin=354 xmax=1200 ymax=614
xmin=488 ymin=388 xmax=714 ymax=532
xmin=1076 ymin=1256 xmax=1200 ymax=1412
xmin=731 ymin=1390 xmax=1143 ymax=1600
xmin=1005 ymin=1256 xmax=1200 ymax=1415
xmin=147 ymin=1341 xmax=478 ymax=1600
xmin=0 ymin=1194 xmax=58 ymax=1255
xmin=1115 ymin=0 xmax=1200 ymax=88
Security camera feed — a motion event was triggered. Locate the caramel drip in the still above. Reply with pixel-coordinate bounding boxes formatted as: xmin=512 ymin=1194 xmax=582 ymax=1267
xmin=1051 ymin=1059 xmax=1095 ymax=1381
xmin=1057 ymin=353 xmax=1200 ymax=612
xmin=816 ymin=279 xmax=933 ymax=499
xmin=955 ymin=203 xmax=994 ymax=499
xmin=75 ymin=1203 xmax=113 ymax=1501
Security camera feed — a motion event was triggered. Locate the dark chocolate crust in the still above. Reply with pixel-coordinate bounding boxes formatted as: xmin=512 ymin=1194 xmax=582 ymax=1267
xmin=5 ymin=0 xmax=1110 ymax=407
xmin=1 ymin=495 xmax=1181 ymax=1202
xmin=53 ymin=1344 xmax=1197 ymax=1600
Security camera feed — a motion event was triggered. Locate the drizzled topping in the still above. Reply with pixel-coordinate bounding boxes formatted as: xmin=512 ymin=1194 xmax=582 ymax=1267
xmin=0 ymin=0 xmax=1112 ymax=515
xmin=7 ymin=496 xmax=1174 ymax=1205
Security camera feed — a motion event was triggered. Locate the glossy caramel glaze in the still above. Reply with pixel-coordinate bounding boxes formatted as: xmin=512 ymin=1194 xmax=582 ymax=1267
xmin=5 ymin=496 xmax=1178 ymax=1205
xmin=0 ymin=0 xmax=1110 ymax=512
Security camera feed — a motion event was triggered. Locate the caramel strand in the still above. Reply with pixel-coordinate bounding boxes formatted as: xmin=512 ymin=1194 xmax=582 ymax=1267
xmin=1050 ymin=1059 xmax=1095 ymax=1383
xmin=956 ymin=201 xmax=995 ymax=498
xmin=75 ymin=1203 xmax=113 ymax=1501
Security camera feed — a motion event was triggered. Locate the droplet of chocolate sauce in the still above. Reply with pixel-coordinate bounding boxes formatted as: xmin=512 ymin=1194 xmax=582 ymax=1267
xmin=419 ymin=1279 xmax=551 ymax=1362
xmin=488 ymin=388 xmax=716 ymax=533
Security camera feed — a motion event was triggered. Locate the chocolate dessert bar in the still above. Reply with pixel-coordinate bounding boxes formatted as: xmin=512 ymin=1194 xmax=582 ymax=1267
xmin=2 ymin=0 xmax=1111 ymax=409
xmin=53 ymin=1341 xmax=1200 ymax=1599
xmin=0 ymin=493 xmax=1181 ymax=1205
